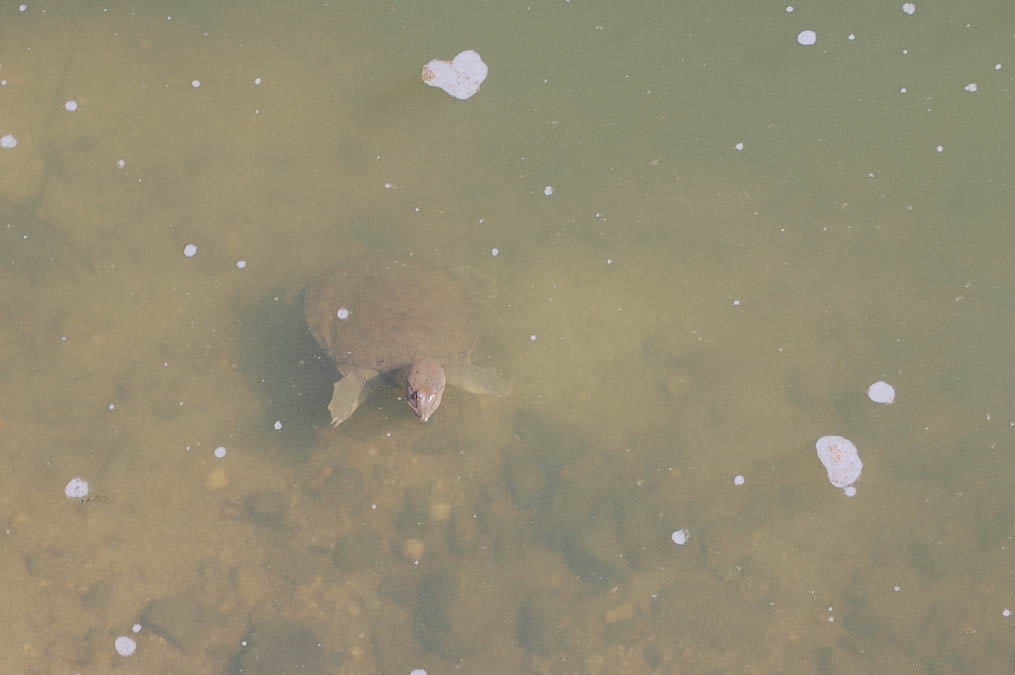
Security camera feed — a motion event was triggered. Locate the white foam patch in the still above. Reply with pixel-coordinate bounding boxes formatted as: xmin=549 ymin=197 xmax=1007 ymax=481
xmin=422 ymin=50 xmax=488 ymax=100
xmin=797 ymin=30 xmax=817 ymax=46
xmin=867 ymin=380 xmax=895 ymax=404
xmin=65 ymin=477 xmax=89 ymax=499
xmin=115 ymin=636 xmax=136 ymax=656
xmin=815 ymin=435 xmax=862 ymax=488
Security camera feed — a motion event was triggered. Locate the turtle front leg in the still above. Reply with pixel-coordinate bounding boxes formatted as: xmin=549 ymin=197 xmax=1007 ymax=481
xmin=328 ymin=368 xmax=380 ymax=427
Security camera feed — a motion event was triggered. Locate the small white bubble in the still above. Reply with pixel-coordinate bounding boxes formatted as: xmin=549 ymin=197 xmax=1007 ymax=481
xmin=843 ymin=485 xmax=857 ymax=497
xmin=732 ymin=299 xmax=741 ymax=306
xmin=108 ymin=403 xmax=116 ymax=411
xmin=116 ymin=158 xmax=126 ymax=168
xmin=65 ymin=477 xmax=90 ymax=499
xmin=192 ymin=79 xmax=201 ymax=88
xmin=115 ymin=636 xmax=137 ymax=657
xmin=65 ymin=100 xmax=78 ymax=112
xmin=1 ymin=134 xmax=16 ymax=149
xmin=236 ymin=259 xmax=247 ymax=269
xmin=132 ymin=623 xmax=142 ymax=633
xmin=848 ymin=33 xmax=856 ymax=41
xmin=786 ymin=5 xmax=794 ymax=12
xmin=606 ymin=258 xmax=613 ymax=265
xmin=827 ymin=615 xmax=835 ymax=623
xmin=733 ymin=141 xmax=744 ymax=151
xmin=893 ymin=585 xmax=901 ymax=592
xmin=867 ymin=380 xmax=895 ymax=404
xmin=995 ymin=63 xmax=1002 ymax=71
xmin=902 ymin=3 xmax=916 ymax=16
xmin=214 ymin=446 xmax=227 ymax=459
xmin=529 ymin=334 xmax=537 ymax=342
xmin=19 ymin=4 xmax=27 ymax=12
xmin=336 ymin=307 xmax=350 ymax=320
xmin=963 ymin=82 xmax=978 ymax=93
xmin=733 ymin=474 xmax=745 ymax=486
xmin=183 ymin=243 xmax=198 ymax=257
xmin=671 ymin=528 xmax=689 ymax=546
xmin=1003 ymin=608 xmax=1012 ymax=617
xmin=410 ymin=669 xmax=428 ymax=675
xmin=544 ymin=185 xmax=554 ymax=196
xmin=797 ymin=30 xmax=817 ymax=46
xmin=273 ymin=420 xmax=282 ymax=431
xmin=254 ymin=77 xmax=262 ymax=85
xmin=900 ymin=87 xmax=908 ymax=94
xmin=936 ymin=145 xmax=944 ymax=153
xmin=491 ymin=247 xmax=499 ymax=257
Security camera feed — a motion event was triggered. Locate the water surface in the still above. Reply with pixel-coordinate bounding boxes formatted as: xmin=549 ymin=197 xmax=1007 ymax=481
xmin=1 ymin=1 xmax=1013 ymax=672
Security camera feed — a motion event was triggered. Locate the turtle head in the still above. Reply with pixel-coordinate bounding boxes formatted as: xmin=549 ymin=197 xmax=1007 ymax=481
xmin=405 ymin=358 xmax=447 ymax=422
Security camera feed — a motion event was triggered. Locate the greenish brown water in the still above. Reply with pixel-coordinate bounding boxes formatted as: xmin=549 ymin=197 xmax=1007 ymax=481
xmin=2 ymin=1 xmax=1013 ymax=672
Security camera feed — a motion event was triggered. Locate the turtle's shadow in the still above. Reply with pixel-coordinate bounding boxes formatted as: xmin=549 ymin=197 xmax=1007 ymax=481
xmin=231 ymin=287 xmax=337 ymax=460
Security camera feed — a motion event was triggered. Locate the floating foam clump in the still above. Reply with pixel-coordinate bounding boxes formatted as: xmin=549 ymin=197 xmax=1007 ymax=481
xmin=867 ymin=380 xmax=895 ymax=404
xmin=422 ymin=50 xmax=488 ymax=100
xmin=815 ymin=435 xmax=863 ymax=488
xmin=115 ymin=636 xmax=136 ymax=656
xmin=65 ymin=477 xmax=89 ymax=499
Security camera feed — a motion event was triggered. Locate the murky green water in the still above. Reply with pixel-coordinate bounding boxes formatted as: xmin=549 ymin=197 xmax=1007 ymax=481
xmin=2 ymin=1 xmax=1013 ymax=673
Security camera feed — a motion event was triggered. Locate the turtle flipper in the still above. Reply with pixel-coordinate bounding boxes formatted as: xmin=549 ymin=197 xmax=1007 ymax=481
xmin=443 ymin=362 xmax=510 ymax=397
xmin=328 ymin=368 xmax=380 ymax=426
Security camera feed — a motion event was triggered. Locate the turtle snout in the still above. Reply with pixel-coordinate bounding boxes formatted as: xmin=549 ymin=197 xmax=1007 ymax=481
xmin=405 ymin=358 xmax=447 ymax=421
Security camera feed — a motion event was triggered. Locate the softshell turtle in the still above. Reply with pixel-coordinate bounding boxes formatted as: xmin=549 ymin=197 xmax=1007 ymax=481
xmin=305 ymin=257 xmax=508 ymax=426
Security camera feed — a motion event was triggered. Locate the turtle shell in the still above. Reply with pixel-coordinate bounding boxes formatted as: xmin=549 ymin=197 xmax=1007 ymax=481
xmin=304 ymin=258 xmax=477 ymax=376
